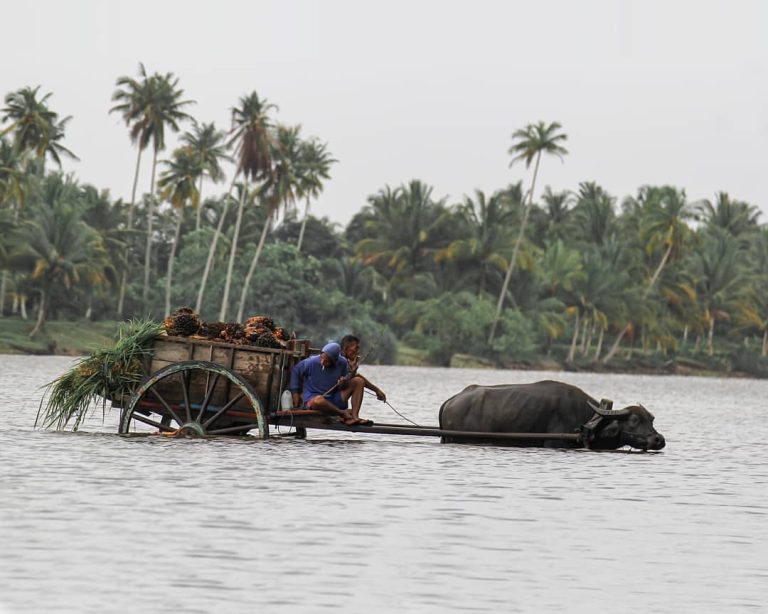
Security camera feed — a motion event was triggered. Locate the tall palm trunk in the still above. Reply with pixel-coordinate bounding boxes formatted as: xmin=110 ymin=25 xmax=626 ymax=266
xmin=236 ymin=210 xmax=272 ymax=322
xmin=164 ymin=206 xmax=184 ymax=316
xmin=762 ymin=329 xmax=767 ymax=357
xmin=603 ymin=241 xmax=674 ymax=364
xmin=645 ymin=242 xmax=674 ymax=296
xmin=142 ymin=148 xmax=159 ymax=309
xmin=196 ymin=173 xmax=238 ymax=314
xmin=117 ymin=146 xmax=143 ymax=318
xmin=594 ymin=327 xmax=605 ymax=361
xmin=567 ymin=311 xmax=580 ymax=363
xmin=707 ymin=315 xmax=715 ymax=356
xmin=489 ymin=151 xmax=541 ymax=344
xmin=195 ymin=174 xmax=204 ymax=231
xmin=14 ymin=291 xmax=27 ymax=319
xmin=29 ymin=287 xmax=46 ymax=338
xmin=580 ymin=316 xmax=591 ymax=355
xmin=219 ymin=179 xmax=248 ymax=321
xmin=297 ymin=195 xmax=310 ymax=252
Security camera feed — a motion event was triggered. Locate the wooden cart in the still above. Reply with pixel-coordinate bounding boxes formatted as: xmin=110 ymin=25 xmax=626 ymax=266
xmin=118 ymin=335 xmax=313 ymax=438
xmin=118 ymin=334 xmax=586 ymax=445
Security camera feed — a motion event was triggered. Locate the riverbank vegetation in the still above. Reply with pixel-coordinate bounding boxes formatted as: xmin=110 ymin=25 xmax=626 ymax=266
xmin=1 ymin=66 xmax=767 ymax=376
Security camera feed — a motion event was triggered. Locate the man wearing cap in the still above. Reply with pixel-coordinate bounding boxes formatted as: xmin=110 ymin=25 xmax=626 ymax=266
xmin=288 ymin=342 xmax=370 ymax=426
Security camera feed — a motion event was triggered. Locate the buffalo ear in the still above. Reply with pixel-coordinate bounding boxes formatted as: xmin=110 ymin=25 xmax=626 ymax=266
xmin=601 ymin=420 xmax=620 ymax=439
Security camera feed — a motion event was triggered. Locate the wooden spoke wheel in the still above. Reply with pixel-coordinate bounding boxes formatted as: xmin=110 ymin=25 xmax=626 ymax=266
xmin=119 ymin=361 xmax=268 ymax=438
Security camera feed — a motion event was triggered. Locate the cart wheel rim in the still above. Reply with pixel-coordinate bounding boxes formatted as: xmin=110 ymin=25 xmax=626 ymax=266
xmin=176 ymin=422 xmax=207 ymax=437
xmin=119 ymin=360 xmax=269 ymax=439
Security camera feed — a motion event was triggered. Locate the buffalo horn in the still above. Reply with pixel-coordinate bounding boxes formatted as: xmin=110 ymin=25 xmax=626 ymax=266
xmin=587 ymin=399 xmax=631 ymax=417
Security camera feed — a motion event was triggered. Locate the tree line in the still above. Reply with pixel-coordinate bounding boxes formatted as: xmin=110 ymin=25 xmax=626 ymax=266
xmin=1 ymin=66 xmax=766 ymax=372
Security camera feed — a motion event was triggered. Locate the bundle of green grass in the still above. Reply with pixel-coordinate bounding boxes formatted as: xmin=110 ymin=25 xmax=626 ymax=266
xmin=37 ymin=319 xmax=164 ymax=431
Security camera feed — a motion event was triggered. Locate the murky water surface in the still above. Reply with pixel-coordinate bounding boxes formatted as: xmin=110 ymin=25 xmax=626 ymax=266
xmin=1 ymin=355 xmax=766 ymax=612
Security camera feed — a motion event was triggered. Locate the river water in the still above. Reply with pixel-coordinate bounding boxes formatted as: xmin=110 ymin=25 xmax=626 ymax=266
xmin=0 ymin=355 xmax=766 ymax=613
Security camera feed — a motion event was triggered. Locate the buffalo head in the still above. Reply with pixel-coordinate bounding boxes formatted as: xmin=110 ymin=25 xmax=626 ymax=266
xmin=588 ymin=401 xmax=666 ymax=451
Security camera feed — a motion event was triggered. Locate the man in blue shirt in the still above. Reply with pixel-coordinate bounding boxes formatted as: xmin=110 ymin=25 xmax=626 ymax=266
xmin=289 ymin=342 xmax=369 ymax=426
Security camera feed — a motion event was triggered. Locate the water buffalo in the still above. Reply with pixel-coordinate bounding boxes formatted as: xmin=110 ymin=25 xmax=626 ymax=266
xmin=439 ymin=380 xmax=665 ymax=451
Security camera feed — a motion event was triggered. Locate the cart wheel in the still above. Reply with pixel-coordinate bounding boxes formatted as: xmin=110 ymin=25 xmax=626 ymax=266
xmin=119 ymin=361 xmax=268 ymax=439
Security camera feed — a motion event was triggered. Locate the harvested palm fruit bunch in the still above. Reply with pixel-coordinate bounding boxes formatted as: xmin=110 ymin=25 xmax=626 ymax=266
xmin=199 ymin=321 xmax=228 ymax=340
xmin=163 ymin=307 xmax=202 ymax=337
xmin=243 ymin=324 xmax=268 ymax=342
xmin=244 ymin=315 xmax=275 ymax=331
xmin=252 ymin=328 xmax=283 ymax=348
xmin=274 ymin=327 xmax=289 ymax=342
xmin=243 ymin=315 xmax=289 ymax=348
xmin=220 ymin=322 xmax=246 ymax=344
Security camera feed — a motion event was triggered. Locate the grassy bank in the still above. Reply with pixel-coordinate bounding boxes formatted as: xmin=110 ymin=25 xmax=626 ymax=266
xmin=2 ymin=317 xmax=766 ymax=379
xmin=0 ymin=318 xmax=119 ymax=356
xmin=395 ymin=343 xmax=768 ymax=378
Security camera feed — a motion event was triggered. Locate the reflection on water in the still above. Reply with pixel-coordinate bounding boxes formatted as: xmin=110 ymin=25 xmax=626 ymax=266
xmin=1 ymin=356 xmax=766 ymax=612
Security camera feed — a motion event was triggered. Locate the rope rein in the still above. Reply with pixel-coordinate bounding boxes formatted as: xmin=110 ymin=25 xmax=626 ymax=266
xmin=363 ymin=389 xmax=422 ymax=427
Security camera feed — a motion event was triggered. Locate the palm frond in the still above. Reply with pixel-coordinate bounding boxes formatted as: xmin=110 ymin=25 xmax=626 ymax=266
xmin=36 ymin=319 xmax=163 ymax=431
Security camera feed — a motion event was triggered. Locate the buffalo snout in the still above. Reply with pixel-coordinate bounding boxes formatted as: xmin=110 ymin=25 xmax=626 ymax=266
xmin=646 ymin=433 xmax=665 ymax=450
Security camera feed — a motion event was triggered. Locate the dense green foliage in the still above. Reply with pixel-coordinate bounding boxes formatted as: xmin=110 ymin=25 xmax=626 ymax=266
xmin=1 ymin=72 xmax=767 ymax=374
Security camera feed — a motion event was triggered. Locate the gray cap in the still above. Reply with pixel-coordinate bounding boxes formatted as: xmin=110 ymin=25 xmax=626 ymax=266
xmin=321 ymin=342 xmax=341 ymax=363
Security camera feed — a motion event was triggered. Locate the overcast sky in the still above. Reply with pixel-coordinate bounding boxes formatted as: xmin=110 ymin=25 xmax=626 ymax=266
xmin=2 ymin=0 xmax=766 ymax=225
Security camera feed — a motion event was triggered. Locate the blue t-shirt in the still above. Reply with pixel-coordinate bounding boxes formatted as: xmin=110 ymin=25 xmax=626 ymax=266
xmin=289 ymin=354 xmax=349 ymax=408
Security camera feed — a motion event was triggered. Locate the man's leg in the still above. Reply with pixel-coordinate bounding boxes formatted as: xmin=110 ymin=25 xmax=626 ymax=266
xmin=340 ymin=376 xmax=366 ymax=421
xmin=308 ymin=395 xmax=355 ymax=424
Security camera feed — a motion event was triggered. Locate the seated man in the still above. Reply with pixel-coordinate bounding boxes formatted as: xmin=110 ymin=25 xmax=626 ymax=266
xmin=289 ymin=342 xmax=370 ymax=426
xmin=340 ymin=334 xmax=387 ymax=404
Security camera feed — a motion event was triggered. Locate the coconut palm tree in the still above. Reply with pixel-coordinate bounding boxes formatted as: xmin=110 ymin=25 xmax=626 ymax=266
xmin=538 ymin=187 xmax=573 ymax=243
xmin=1 ymin=86 xmax=77 ymax=170
xmin=685 ymin=229 xmax=745 ymax=355
xmin=137 ymin=71 xmax=194 ymax=310
xmin=733 ymin=228 xmax=768 ymax=355
xmin=236 ymin=123 xmax=303 ymax=321
xmin=79 ymin=185 xmax=127 ymax=319
xmin=1 ymin=87 xmax=55 ymax=153
xmin=356 ymin=181 xmax=454 ymax=301
xmin=158 ymin=147 xmax=202 ymax=315
xmin=438 ymin=188 xmax=518 ymax=297
xmin=180 ymin=121 xmax=228 ymax=230
xmin=0 ymin=137 xmax=26 ymax=316
xmin=572 ymin=182 xmax=616 ymax=246
xmin=323 ymin=256 xmax=376 ymax=298
xmin=602 ymin=186 xmax=695 ymax=363
xmin=110 ymin=63 xmax=153 ymax=316
xmin=489 ymin=121 xmax=568 ymax=344
xmin=111 ymin=66 xmax=194 ymax=310
xmin=296 ymin=138 xmax=336 ymax=252
xmin=219 ymin=91 xmax=276 ymax=321
xmin=40 ymin=115 xmax=78 ymax=169
xmin=10 ymin=176 xmax=111 ymax=337
xmin=572 ymin=249 xmax=632 ymax=361
xmin=698 ymin=192 xmax=761 ymax=237
xmin=0 ymin=137 xmax=26 ymax=210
